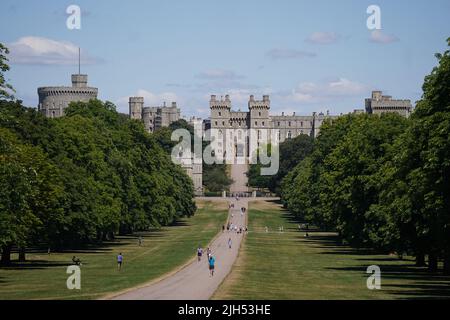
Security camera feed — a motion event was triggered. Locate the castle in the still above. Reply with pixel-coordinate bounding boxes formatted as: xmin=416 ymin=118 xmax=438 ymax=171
xmin=365 ymin=91 xmax=412 ymax=118
xmin=37 ymin=74 xmax=98 ymax=118
xmin=36 ymin=71 xmax=413 ymax=196
xmin=208 ymin=94 xmax=339 ymax=162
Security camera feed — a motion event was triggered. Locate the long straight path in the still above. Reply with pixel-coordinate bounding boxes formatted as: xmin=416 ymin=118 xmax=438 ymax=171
xmin=109 ymin=197 xmax=248 ymax=300
xmin=230 ymin=163 xmax=248 ymax=193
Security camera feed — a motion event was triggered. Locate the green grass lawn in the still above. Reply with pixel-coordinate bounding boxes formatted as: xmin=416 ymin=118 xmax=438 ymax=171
xmin=0 ymin=199 xmax=228 ymax=300
xmin=213 ymin=199 xmax=450 ymax=300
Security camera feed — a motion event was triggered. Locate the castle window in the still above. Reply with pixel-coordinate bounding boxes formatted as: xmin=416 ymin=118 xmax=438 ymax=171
xmin=262 ymin=121 xmax=265 ymax=126
xmin=259 ymin=112 xmax=261 ymax=116
xmin=257 ymin=130 xmax=261 ymax=139
xmin=287 ymin=131 xmax=292 ymax=139
xmin=288 ymin=121 xmax=291 ymax=126
xmin=301 ymin=121 xmax=303 ymax=127
xmin=219 ymin=112 xmax=221 ymax=116
xmin=215 ymin=121 xmax=218 ymax=126
xmin=255 ymin=121 xmax=258 ymax=126
xmin=222 ymin=121 xmax=225 ymax=126
xmin=277 ymin=121 xmax=280 ymax=126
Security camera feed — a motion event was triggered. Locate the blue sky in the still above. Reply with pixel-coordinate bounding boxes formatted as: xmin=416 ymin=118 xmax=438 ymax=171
xmin=1 ymin=0 xmax=449 ymax=117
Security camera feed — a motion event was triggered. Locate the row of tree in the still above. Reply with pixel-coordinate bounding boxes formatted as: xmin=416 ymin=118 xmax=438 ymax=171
xmin=0 ymin=99 xmax=196 ymax=264
xmin=282 ymin=39 xmax=450 ymax=273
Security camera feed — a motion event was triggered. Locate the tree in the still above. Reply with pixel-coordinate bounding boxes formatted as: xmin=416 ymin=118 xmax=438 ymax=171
xmin=0 ymin=128 xmax=56 ymax=264
xmin=247 ymin=143 xmax=274 ymax=191
xmin=0 ymin=98 xmax=197 ymax=254
xmin=269 ymin=134 xmax=313 ymax=194
xmin=0 ymin=43 xmax=15 ymax=100
xmin=385 ymin=38 xmax=450 ymax=272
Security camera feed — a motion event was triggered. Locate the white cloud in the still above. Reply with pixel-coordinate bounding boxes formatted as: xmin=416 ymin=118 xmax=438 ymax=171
xmin=116 ymin=89 xmax=179 ymax=114
xmin=369 ymin=30 xmax=399 ymax=44
xmin=281 ymin=78 xmax=367 ymax=105
xmin=7 ymin=36 xmax=101 ymax=65
xmin=288 ymin=92 xmax=314 ymax=103
xmin=327 ymin=78 xmax=367 ymax=95
xmin=305 ymin=32 xmax=340 ymax=44
xmin=266 ymin=48 xmax=317 ymax=60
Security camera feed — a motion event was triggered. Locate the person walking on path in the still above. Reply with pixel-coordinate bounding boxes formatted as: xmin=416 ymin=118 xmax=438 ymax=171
xmin=207 ymin=247 xmax=211 ymax=260
xmin=208 ymin=255 xmax=215 ymax=277
xmin=117 ymin=253 xmax=123 ymax=271
xmin=228 ymin=237 xmax=232 ymax=249
xmin=197 ymin=245 xmax=203 ymax=262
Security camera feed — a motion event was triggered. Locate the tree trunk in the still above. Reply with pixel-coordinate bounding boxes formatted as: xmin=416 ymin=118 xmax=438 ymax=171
xmin=428 ymin=253 xmax=438 ymax=272
xmin=444 ymin=252 xmax=450 ymax=275
xmin=1 ymin=245 xmax=12 ymax=265
xmin=18 ymin=247 xmax=26 ymax=262
xmin=416 ymin=253 xmax=426 ymax=267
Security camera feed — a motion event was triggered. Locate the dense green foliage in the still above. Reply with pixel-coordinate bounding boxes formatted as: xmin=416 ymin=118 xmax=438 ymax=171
xmin=0 ymin=99 xmax=196 ymax=264
xmin=248 ymin=134 xmax=313 ymax=193
xmin=282 ymin=39 xmax=450 ymax=273
xmin=0 ymin=43 xmax=15 ymax=100
xmin=153 ymin=119 xmax=232 ymax=192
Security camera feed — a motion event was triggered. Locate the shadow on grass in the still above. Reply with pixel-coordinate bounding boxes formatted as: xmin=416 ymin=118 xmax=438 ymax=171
xmin=325 ymin=264 xmax=450 ymax=299
xmin=1 ymin=222 xmax=191 ymax=270
xmin=0 ymin=260 xmax=71 ymax=270
xmin=308 ymin=233 xmax=450 ymax=299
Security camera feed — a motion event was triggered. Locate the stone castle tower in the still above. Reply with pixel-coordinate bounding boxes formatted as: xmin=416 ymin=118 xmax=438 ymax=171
xmin=129 ymin=97 xmax=180 ymax=133
xmin=38 ymin=74 xmax=98 ymax=118
xmin=129 ymin=96 xmax=144 ymax=120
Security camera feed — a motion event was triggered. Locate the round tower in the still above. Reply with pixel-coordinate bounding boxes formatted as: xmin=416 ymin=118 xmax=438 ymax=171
xmin=129 ymin=97 xmax=144 ymax=120
xmin=37 ymin=73 xmax=98 ymax=118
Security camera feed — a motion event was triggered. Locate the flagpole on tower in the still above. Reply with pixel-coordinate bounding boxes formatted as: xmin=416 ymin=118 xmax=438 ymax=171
xmin=78 ymin=47 xmax=81 ymax=75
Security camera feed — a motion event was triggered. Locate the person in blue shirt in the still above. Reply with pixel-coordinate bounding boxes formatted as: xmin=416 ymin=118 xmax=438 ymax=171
xmin=208 ymin=255 xmax=215 ymax=277
xmin=117 ymin=253 xmax=123 ymax=271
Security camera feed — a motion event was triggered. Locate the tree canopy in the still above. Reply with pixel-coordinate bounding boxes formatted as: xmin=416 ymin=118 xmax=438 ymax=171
xmin=281 ymin=38 xmax=450 ymax=274
xmin=0 ymin=99 xmax=196 ymax=264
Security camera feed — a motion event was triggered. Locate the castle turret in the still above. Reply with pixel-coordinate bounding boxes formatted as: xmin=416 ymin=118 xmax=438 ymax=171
xmin=210 ymin=94 xmax=231 ymax=128
xmin=129 ymin=97 xmax=144 ymax=120
xmin=71 ymin=74 xmax=88 ymax=88
xmin=249 ymin=95 xmax=270 ymax=128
